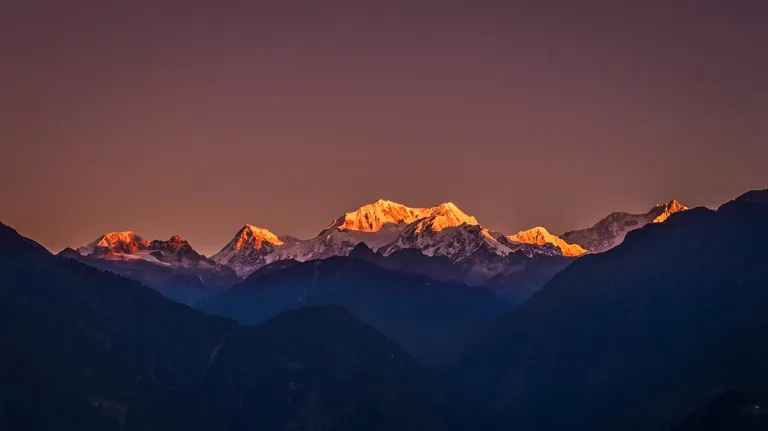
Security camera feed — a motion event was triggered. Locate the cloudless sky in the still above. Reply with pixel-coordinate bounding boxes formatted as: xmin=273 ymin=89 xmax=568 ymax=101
xmin=1 ymin=0 xmax=767 ymax=255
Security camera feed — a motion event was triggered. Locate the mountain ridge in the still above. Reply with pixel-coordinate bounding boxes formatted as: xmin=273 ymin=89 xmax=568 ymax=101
xmin=506 ymin=226 xmax=587 ymax=257
xmin=440 ymin=189 xmax=767 ymax=431
xmin=212 ymin=199 xmax=570 ymax=279
xmin=560 ymin=199 xmax=689 ymax=253
xmin=59 ymin=197 xmax=689 ymax=301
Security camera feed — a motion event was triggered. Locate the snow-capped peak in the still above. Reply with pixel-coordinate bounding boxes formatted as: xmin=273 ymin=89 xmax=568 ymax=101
xmin=78 ymin=231 xmax=151 ymax=255
xmin=235 ymin=224 xmax=284 ymax=249
xmin=380 ymin=202 xmax=506 ymax=261
xmin=96 ymin=230 xmax=142 ymax=245
xmin=212 ymin=224 xmax=286 ymax=277
xmin=327 ymin=199 xmax=431 ymax=233
xmin=507 ymin=226 xmax=587 ymax=257
xmin=74 ymin=230 xmax=219 ymax=269
xmin=413 ymin=202 xmax=479 ymax=233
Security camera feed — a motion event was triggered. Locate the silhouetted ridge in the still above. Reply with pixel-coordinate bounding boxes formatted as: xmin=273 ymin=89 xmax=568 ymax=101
xmin=617 ymin=206 xmax=717 ymax=251
xmin=442 ymin=189 xmax=768 ymax=431
xmin=0 ymin=221 xmax=52 ymax=260
xmin=733 ymin=188 xmax=768 ymax=205
xmin=560 ymin=199 xmax=688 ymax=253
xmin=58 ymin=246 xmax=79 ymax=256
xmin=719 ymin=189 xmax=768 ymax=215
xmin=0 ymin=228 xmax=502 ymax=430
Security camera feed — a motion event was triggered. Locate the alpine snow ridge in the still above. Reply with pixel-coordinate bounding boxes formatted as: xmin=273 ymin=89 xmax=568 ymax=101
xmin=261 ymin=199 xmax=432 ymax=264
xmin=69 ymin=197 xmax=689 ymax=287
xmin=76 ymin=231 xmax=216 ymax=267
xmin=213 ymin=200 xmax=570 ymax=279
xmin=69 ymin=231 xmax=238 ymax=304
xmin=380 ymin=203 xmax=506 ymax=261
xmin=561 ymin=200 xmax=689 ymax=253
xmin=328 ymin=199 xmax=432 ymax=232
xmin=506 ymin=226 xmax=587 ymax=257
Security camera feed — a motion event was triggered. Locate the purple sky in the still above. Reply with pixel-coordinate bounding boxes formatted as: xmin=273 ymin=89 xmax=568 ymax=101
xmin=1 ymin=0 xmax=767 ymax=255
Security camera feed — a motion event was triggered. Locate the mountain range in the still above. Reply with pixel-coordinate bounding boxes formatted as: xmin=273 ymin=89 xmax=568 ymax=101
xmin=60 ymin=198 xmax=688 ymax=304
xmin=3 ymin=188 xmax=768 ymax=430
xmin=49 ymin=197 xmax=690 ymax=357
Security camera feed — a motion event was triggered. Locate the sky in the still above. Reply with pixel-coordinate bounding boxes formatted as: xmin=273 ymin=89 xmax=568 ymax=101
xmin=1 ymin=0 xmax=767 ymax=256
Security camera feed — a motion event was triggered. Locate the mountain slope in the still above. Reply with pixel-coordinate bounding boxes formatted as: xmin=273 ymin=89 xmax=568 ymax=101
xmin=0 ymin=222 xmax=500 ymax=430
xmin=346 ymin=243 xmax=571 ymax=304
xmin=560 ymin=199 xmax=688 ymax=253
xmin=199 ymin=257 xmax=509 ymax=356
xmin=442 ymin=190 xmax=768 ymax=430
xmin=506 ymin=226 xmax=587 ymax=257
xmin=199 ymin=306 xmax=503 ymax=430
xmin=1 ymin=224 xmax=234 ymax=429
xmin=481 ymin=252 xmax=573 ymax=304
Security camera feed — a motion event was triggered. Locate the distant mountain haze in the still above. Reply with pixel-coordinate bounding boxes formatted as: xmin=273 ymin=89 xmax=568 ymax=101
xmin=198 ymin=256 xmax=509 ymax=356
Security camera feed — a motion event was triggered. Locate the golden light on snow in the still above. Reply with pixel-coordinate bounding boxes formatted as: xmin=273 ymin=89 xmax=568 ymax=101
xmin=508 ymin=226 xmax=587 ymax=257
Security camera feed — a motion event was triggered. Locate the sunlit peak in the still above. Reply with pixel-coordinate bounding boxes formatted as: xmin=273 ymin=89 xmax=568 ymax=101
xmin=508 ymin=226 xmax=587 ymax=257
xmin=652 ymin=199 xmax=689 ymax=223
xmin=235 ymin=225 xmax=284 ymax=249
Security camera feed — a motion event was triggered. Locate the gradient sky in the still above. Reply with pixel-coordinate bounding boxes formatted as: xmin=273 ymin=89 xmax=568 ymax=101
xmin=1 ymin=0 xmax=767 ymax=256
